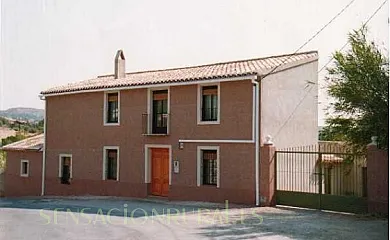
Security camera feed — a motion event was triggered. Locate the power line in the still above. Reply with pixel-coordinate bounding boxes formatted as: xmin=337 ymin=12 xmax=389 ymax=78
xmin=261 ymin=0 xmax=356 ymax=80
xmin=272 ymin=0 xmax=388 ymax=139
xmin=318 ymin=0 xmax=388 ymax=73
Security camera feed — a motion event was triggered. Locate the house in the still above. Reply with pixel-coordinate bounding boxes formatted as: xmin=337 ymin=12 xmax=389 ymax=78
xmin=2 ymin=50 xmax=318 ymax=205
xmin=1 ymin=134 xmax=43 ymax=197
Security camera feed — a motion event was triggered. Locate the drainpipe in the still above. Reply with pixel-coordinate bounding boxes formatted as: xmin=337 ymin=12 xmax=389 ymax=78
xmin=39 ymin=95 xmax=46 ymax=196
xmin=252 ymin=78 xmax=260 ymax=206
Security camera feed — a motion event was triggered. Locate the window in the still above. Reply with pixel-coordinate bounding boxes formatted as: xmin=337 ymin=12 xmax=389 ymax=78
xmin=58 ymin=154 xmax=72 ymax=184
xmin=20 ymin=160 xmax=29 ymax=177
xmin=105 ymin=92 xmax=119 ymax=125
xmin=143 ymin=88 xmax=170 ymax=135
xmin=202 ymin=150 xmax=218 ymax=185
xmin=198 ymin=84 xmax=220 ymax=124
xmin=103 ymin=147 xmax=119 ymax=181
xmin=152 ymin=90 xmax=168 ymax=134
xmin=197 ymin=146 xmax=220 ymax=187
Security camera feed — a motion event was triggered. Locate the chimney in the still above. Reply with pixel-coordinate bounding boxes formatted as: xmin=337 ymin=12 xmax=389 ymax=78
xmin=114 ymin=49 xmax=126 ymax=79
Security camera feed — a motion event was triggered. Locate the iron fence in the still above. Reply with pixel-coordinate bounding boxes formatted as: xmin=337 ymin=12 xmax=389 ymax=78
xmin=275 ymin=143 xmax=367 ymax=213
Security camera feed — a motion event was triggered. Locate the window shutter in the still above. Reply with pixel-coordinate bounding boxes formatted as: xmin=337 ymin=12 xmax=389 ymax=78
xmin=104 ymin=159 xmax=108 ymax=180
xmin=200 ymin=156 xmax=203 ymax=185
xmin=153 ymin=92 xmax=168 ymax=100
xmin=58 ymin=158 xmax=62 ymax=177
xmin=202 ymin=86 xmax=218 ymax=95
xmin=108 ymin=94 xmax=118 ymax=102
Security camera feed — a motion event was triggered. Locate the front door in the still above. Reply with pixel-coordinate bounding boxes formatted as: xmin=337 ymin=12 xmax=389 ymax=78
xmin=151 ymin=148 xmax=169 ymax=196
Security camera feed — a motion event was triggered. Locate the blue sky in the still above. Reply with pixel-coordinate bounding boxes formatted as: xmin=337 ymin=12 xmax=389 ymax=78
xmin=0 ymin=0 xmax=388 ymax=125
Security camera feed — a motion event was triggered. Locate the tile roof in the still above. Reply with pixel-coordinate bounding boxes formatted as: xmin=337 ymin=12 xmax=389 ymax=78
xmin=41 ymin=51 xmax=318 ymax=95
xmin=1 ymin=134 xmax=44 ymax=151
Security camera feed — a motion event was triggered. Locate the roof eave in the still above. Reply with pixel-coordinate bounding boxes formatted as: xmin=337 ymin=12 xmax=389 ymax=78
xmin=40 ymin=73 xmax=259 ymax=97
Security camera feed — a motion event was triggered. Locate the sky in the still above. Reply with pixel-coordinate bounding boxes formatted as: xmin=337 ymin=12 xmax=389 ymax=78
xmin=0 ymin=0 xmax=388 ymax=125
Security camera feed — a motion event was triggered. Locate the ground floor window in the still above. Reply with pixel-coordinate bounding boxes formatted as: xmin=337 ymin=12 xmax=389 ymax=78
xmin=197 ymin=146 xmax=220 ymax=187
xmin=103 ymin=147 xmax=119 ymax=181
xmin=202 ymin=150 xmax=218 ymax=185
xmin=59 ymin=154 xmax=72 ymax=184
xmin=20 ymin=160 xmax=29 ymax=177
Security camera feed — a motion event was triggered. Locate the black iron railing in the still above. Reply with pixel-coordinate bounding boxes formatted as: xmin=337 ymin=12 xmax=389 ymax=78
xmin=142 ymin=113 xmax=169 ymax=135
xmin=275 ymin=144 xmax=367 ymax=197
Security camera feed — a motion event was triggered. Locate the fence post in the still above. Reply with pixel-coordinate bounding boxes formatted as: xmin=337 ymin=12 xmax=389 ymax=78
xmin=318 ymin=153 xmax=323 ymax=210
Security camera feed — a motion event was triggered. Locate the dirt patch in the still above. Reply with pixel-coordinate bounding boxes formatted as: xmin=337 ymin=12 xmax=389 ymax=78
xmin=0 ymin=127 xmax=15 ymax=140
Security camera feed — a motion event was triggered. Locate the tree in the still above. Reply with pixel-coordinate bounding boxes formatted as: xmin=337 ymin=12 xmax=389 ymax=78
xmin=324 ymin=26 xmax=388 ymax=151
xmin=0 ymin=151 xmax=5 ymax=170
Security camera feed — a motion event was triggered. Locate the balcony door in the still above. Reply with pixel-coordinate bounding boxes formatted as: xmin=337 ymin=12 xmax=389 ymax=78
xmin=152 ymin=90 xmax=168 ymax=134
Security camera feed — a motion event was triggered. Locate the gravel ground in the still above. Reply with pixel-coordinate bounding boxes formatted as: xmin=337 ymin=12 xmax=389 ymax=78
xmin=0 ymin=197 xmax=387 ymax=240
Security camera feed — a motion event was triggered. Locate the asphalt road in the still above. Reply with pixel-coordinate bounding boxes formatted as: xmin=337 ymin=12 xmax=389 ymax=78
xmin=0 ymin=197 xmax=388 ymax=240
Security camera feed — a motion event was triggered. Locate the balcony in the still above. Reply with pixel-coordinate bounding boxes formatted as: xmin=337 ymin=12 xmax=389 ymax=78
xmin=142 ymin=113 xmax=170 ymax=136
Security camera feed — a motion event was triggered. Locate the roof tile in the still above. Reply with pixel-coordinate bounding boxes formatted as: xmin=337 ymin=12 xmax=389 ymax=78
xmin=41 ymin=51 xmax=318 ymax=95
xmin=1 ymin=134 xmax=44 ymax=151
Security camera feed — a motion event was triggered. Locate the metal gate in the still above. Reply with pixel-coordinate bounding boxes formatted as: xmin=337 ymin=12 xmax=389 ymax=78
xmin=275 ymin=143 xmax=368 ymax=213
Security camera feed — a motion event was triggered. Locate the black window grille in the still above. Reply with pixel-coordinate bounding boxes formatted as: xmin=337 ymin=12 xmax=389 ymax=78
xmin=202 ymin=150 xmax=217 ymax=185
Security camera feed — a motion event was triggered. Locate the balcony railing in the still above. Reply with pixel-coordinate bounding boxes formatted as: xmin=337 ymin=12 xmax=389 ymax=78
xmin=142 ymin=113 xmax=170 ymax=135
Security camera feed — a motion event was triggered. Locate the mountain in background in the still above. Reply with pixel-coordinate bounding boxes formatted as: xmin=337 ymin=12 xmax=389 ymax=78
xmin=0 ymin=108 xmax=44 ymax=122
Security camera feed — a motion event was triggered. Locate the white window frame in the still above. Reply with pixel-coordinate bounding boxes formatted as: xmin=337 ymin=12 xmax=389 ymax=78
xmin=144 ymin=144 xmax=172 ymax=185
xmin=197 ymin=83 xmax=220 ymax=125
xmin=146 ymin=87 xmax=170 ymax=135
xmin=103 ymin=146 xmax=120 ymax=181
xmin=197 ymin=146 xmax=220 ymax=188
xmin=20 ymin=160 xmax=29 ymax=177
xmin=103 ymin=91 xmax=120 ymax=126
xmin=58 ymin=154 xmax=73 ymax=179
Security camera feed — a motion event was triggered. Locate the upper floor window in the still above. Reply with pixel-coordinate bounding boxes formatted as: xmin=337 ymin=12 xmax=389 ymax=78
xmin=142 ymin=88 xmax=170 ymax=135
xmin=105 ymin=92 xmax=119 ymax=125
xmin=198 ymin=84 xmax=220 ymax=124
xmin=152 ymin=90 xmax=168 ymax=134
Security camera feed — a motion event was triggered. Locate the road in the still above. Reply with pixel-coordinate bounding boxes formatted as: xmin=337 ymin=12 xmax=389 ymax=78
xmin=0 ymin=197 xmax=387 ymax=240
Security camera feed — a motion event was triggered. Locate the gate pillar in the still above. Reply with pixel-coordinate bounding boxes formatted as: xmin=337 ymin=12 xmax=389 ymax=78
xmin=260 ymin=140 xmax=276 ymax=207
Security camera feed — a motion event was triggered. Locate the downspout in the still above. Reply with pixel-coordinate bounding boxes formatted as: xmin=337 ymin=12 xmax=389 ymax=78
xmin=252 ymin=78 xmax=260 ymax=206
xmin=39 ymin=95 xmax=46 ymax=196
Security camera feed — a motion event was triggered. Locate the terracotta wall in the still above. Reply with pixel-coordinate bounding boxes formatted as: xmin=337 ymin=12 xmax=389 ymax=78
xmin=259 ymin=144 xmax=276 ymax=206
xmin=45 ymin=79 xmax=256 ymax=204
xmin=367 ymin=144 xmax=389 ymax=215
xmin=4 ymin=150 xmax=42 ymax=197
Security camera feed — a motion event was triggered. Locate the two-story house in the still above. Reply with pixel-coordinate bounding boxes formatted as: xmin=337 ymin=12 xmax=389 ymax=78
xmin=3 ymin=50 xmax=318 ymax=205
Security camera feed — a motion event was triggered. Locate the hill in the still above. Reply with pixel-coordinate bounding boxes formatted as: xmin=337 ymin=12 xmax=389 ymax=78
xmin=0 ymin=108 xmax=44 ymax=122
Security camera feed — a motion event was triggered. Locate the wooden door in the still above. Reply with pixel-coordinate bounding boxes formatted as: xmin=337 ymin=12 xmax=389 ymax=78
xmin=151 ymin=148 xmax=169 ymax=196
